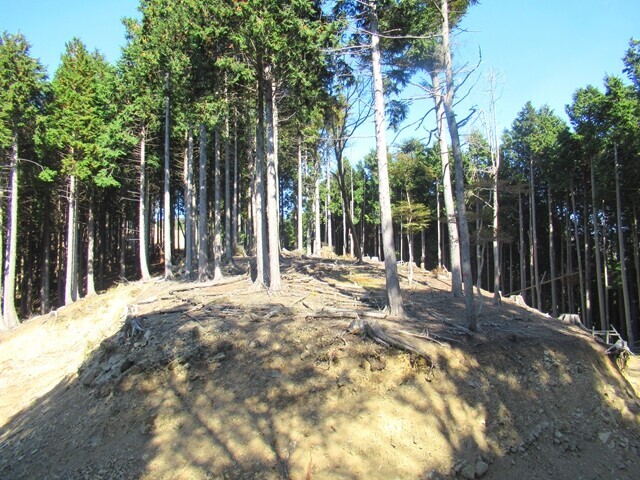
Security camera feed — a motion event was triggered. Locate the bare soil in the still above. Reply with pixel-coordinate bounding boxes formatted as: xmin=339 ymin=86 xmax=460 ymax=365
xmin=1 ymin=254 xmax=640 ymax=480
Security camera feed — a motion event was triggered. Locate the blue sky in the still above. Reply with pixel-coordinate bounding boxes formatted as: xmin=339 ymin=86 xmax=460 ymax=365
xmin=3 ymin=0 xmax=639 ymax=161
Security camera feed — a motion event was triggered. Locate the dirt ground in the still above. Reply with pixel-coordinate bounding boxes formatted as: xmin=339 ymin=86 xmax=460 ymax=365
xmin=1 ymin=254 xmax=640 ymax=480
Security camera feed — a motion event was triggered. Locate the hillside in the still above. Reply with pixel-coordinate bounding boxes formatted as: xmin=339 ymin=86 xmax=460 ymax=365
xmin=1 ymin=255 xmax=639 ymax=480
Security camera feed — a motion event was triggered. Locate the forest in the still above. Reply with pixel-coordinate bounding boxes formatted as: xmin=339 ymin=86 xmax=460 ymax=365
xmin=1 ymin=0 xmax=639 ymax=347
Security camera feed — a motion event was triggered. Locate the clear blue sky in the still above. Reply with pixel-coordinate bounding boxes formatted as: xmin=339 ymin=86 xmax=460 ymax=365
xmin=3 ymin=0 xmax=639 ymax=161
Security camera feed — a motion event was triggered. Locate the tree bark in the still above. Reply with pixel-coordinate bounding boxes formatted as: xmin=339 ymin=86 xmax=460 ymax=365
xmin=591 ymin=158 xmax=607 ymax=329
xmin=571 ymin=188 xmax=586 ymax=322
xmin=224 ymin=103 xmax=232 ymax=262
xmin=547 ymin=187 xmax=557 ymax=317
xmin=2 ymin=134 xmax=20 ymax=328
xmin=163 ymin=73 xmax=173 ymax=279
xmin=440 ymin=0 xmax=474 ymax=329
xmin=198 ymin=124 xmax=209 ymax=281
xmin=313 ymin=154 xmax=321 ymax=254
xmin=529 ymin=157 xmax=541 ymax=309
xmin=254 ymin=77 xmax=268 ymax=287
xmin=64 ymin=174 xmax=78 ymax=305
xmin=139 ymin=126 xmax=151 ymax=281
xmin=430 ymin=70 xmax=462 ymax=295
xmin=86 ymin=198 xmax=96 ymax=296
xmin=232 ymin=114 xmax=240 ymax=252
xmin=370 ymin=6 xmax=404 ymax=317
xmin=213 ymin=128 xmax=223 ymax=280
xmin=615 ymin=144 xmax=634 ymax=343
xmin=184 ymin=126 xmax=195 ymax=278
xmin=40 ymin=200 xmax=51 ymax=314
xmin=518 ymin=191 xmax=527 ymax=302
xmin=265 ymin=66 xmax=281 ymax=290
xmin=297 ymin=134 xmax=304 ymax=251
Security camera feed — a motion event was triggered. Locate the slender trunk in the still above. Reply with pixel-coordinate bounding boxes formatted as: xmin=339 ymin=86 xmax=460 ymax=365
xmin=440 ymin=0 xmax=474 ymax=328
xmin=232 ymin=114 xmax=239 ymax=252
xmin=2 ymin=134 xmax=20 ymax=328
xmin=254 ymin=77 xmax=268 ymax=287
xmin=614 ymin=144 xmax=634 ymax=343
xmin=421 ymin=229 xmax=427 ymax=269
xmin=86 ymin=199 xmax=96 ymax=296
xmin=224 ymin=106 xmax=232 ymax=263
xmin=138 ymin=127 xmax=151 ymax=281
xmin=213 ymin=128 xmax=223 ymax=280
xmin=571 ymin=188 xmax=586 ymax=323
xmin=547 ymin=188 xmax=557 ymax=317
xmin=633 ymin=204 xmax=640 ymax=330
xmin=183 ymin=127 xmax=194 ymax=278
xmin=65 ymin=174 xmax=78 ymax=305
xmin=326 ymin=155 xmax=332 ymax=251
xmin=431 ymin=70 xmax=462 ymax=295
xmin=265 ymin=66 xmax=281 ymax=290
xmin=492 ymin=163 xmax=501 ymax=304
xmin=198 ymin=124 xmax=209 ymax=281
xmin=529 ymin=157 xmax=541 ymax=309
xmin=591 ymin=158 xmax=607 ymax=329
xmin=518 ymin=192 xmax=526 ymax=301
xmin=297 ymin=134 xmax=304 ymax=251
xmin=583 ymin=196 xmax=592 ymax=327
xmin=163 ymin=73 xmax=173 ymax=279
xmin=408 ymin=232 xmax=414 ymax=284
xmin=436 ymin=181 xmax=442 ymax=268
xmin=370 ymin=7 xmax=404 ymax=317
xmin=313 ymin=156 xmax=321 ymax=254
xmin=40 ymin=203 xmax=51 ymax=314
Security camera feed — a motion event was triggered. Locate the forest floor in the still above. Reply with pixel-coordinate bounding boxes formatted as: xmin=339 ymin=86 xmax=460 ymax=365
xmin=1 ymin=253 xmax=640 ymax=480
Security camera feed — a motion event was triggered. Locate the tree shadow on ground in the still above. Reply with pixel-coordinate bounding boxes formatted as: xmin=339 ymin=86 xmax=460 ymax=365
xmin=1 ymin=257 xmax=640 ymax=480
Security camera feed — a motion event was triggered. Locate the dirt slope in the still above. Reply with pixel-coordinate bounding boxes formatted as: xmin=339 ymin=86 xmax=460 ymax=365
xmin=1 ymin=255 xmax=639 ymax=480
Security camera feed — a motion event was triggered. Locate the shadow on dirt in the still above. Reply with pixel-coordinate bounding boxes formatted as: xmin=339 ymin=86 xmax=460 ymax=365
xmin=1 ymin=256 xmax=640 ymax=480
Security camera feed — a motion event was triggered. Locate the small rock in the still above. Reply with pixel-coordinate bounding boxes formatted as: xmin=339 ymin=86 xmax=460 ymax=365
xmin=599 ymin=432 xmax=612 ymax=445
xmin=475 ymin=460 xmax=489 ymax=478
xmin=460 ymin=464 xmax=476 ymax=480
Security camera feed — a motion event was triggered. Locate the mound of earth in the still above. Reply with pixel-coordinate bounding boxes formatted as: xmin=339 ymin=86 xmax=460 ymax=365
xmin=1 ymin=254 xmax=639 ymax=480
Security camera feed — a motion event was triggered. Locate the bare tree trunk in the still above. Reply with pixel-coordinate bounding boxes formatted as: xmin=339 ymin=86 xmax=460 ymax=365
xmin=184 ymin=127 xmax=194 ymax=278
xmin=2 ymin=134 xmax=20 ymax=328
xmin=65 ymin=174 xmax=78 ymax=305
xmin=313 ymin=155 xmax=321 ymax=255
xmin=297 ymin=135 xmax=304 ymax=251
xmin=440 ymin=0 xmax=474 ymax=329
xmin=163 ymin=73 xmax=173 ymax=279
xmin=138 ymin=127 xmax=151 ymax=281
xmin=571 ymin=189 xmax=586 ymax=322
xmin=436 ymin=181 xmax=442 ymax=268
xmin=265 ymin=66 xmax=281 ymax=290
xmin=213 ymin=128 xmax=223 ymax=280
xmin=86 ymin=199 xmax=96 ymax=296
xmin=326 ymin=155 xmax=332 ymax=252
xmin=224 ymin=104 xmax=232 ymax=263
xmin=431 ymin=70 xmax=462 ymax=296
xmin=547 ymin=187 xmax=557 ymax=317
xmin=614 ymin=144 xmax=634 ymax=343
xmin=421 ymin=229 xmax=427 ymax=269
xmin=583 ymin=196 xmax=592 ymax=327
xmin=40 ymin=202 xmax=51 ymax=314
xmin=529 ymin=158 xmax=541 ymax=309
xmin=232 ymin=114 xmax=239 ymax=253
xmin=408 ymin=232 xmax=414 ymax=284
xmin=370 ymin=6 xmax=404 ymax=317
xmin=591 ymin=158 xmax=607 ymax=329
xmin=198 ymin=124 xmax=209 ymax=281
xmin=633 ymin=204 xmax=640 ymax=328
xmin=254 ymin=78 xmax=268 ymax=287
xmin=518 ymin=191 xmax=526 ymax=301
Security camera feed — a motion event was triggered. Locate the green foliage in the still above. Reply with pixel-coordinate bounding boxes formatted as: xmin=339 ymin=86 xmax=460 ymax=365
xmin=392 ymin=200 xmax=431 ymax=233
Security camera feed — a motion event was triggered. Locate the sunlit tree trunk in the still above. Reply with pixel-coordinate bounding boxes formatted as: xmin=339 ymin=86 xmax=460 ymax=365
xmin=198 ymin=124 xmax=209 ymax=281
xmin=614 ymin=144 xmax=633 ymax=343
xmin=139 ymin=126 xmax=151 ymax=281
xmin=297 ymin=135 xmax=304 ymax=251
xmin=254 ymin=78 xmax=268 ymax=287
xmin=224 ymin=98 xmax=232 ymax=263
xmin=184 ymin=127 xmax=195 ymax=278
xmin=86 ymin=199 xmax=96 ymax=296
xmin=2 ymin=135 xmax=19 ymax=328
xmin=213 ymin=128 xmax=223 ymax=281
xmin=583 ymin=196 xmax=592 ymax=327
xmin=518 ymin=191 xmax=526 ymax=301
xmin=232 ymin=114 xmax=239 ymax=253
xmin=370 ymin=6 xmax=404 ymax=317
xmin=65 ymin=174 xmax=78 ymax=305
xmin=265 ymin=67 xmax=281 ymax=290
xmin=571 ymin=188 xmax=586 ymax=322
xmin=547 ymin=188 xmax=557 ymax=317
xmin=529 ymin=157 xmax=541 ymax=309
xmin=163 ymin=73 xmax=173 ymax=279
xmin=591 ymin=158 xmax=606 ymax=328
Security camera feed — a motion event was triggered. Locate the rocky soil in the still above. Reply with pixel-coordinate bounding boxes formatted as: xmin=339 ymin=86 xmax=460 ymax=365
xmin=1 ymin=254 xmax=639 ymax=480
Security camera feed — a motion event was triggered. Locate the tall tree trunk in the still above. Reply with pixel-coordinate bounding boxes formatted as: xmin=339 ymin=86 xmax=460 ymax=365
xmin=265 ymin=66 xmax=281 ymax=290
xmin=518 ymin=191 xmax=526 ymax=301
xmin=436 ymin=181 xmax=442 ymax=268
xmin=633 ymin=204 xmax=640 ymax=330
xmin=163 ymin=73 xmax=173 ymax=279
xmin=224 ymin=103 xmax=232 ymax=263
xmin=590 ymin=158 xmax=606 ymax=329
xmin=297 ymin=135 xmax=304 ymax=251
xmin=614 ymin=145 xmax=634 ymax=343
xmin=139 ymin=126 xmax=151 ymax=281
xmin=65 ymin=174 xmax=78 ymax=305
xmin=571 ymin=189 xmax=586 ymax=323
xmin=232 ymin=114 xmax=239 ymax=252
xmin=2 ymin=134 xmax=20 ymax=328
xmin=213 ymin=128 xmax=223 ymax=280
xmin=40 ymin=202 xmax=51 ymax=314
xmin=254 ymin=78 xmax=268 ymax=287
xmin=326 ymin=155 xmax=332 ymax=251
xmin=583 ymin=196 xmax=592 ymax=327
xmin=370 ymin=6 xmax=404 ymax=317
xmin=198 ymin=124 xmax=209 ymax=281
xmin=184 ymin=127 xmax=194 ymax=278
xmin=440 ymin=0 xmax=474 ymax=329
xmin=86 ymin=198 xmax=96 ymax=296
xmin=529 ymin=157 xmax=541 ymax=309
xmin=313 ymin=156 xmax=321 ymax=255
xmin=547 ymin=187 xmax=557 ymax=317
xmin=431 ymin=70 xmax=462 ymax=295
